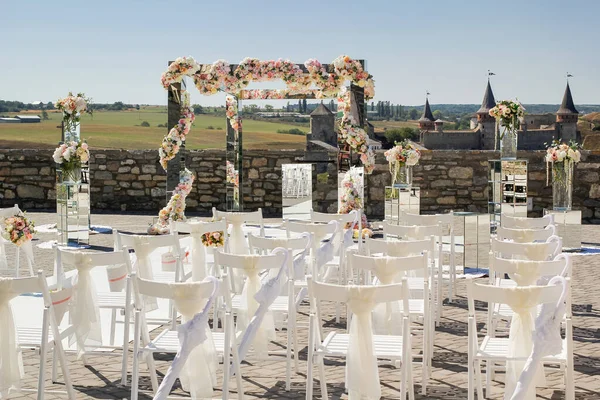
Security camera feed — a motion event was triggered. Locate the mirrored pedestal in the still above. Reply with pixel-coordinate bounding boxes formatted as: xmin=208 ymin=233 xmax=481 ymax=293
xmin=56 ymin=175 xmax=90 ymax=248
xmin=385 ymin=186 xmax=420 ymax=224
xmin=544 ymin=209 xmax=582 ymax=250
xmin=453 ymin=212 xmax=490 ymax=272
xmin=488 ymin=160 xmax=528 ymax=231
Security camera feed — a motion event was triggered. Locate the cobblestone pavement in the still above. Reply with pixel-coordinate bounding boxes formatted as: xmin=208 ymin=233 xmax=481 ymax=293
xmin=5 ymin=212 xmax=600 ymax=399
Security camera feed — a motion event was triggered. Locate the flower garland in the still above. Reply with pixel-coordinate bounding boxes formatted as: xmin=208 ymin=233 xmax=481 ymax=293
xmin=489 ymin=100 xmax=525 ymax=139
xmin=226 ymin=160 xmax=239 ymax=188
xmin=148 ymin=169 xmax=195 ymax=234
xmin=225 ymin=95 xmax=241 ymax=132
xmin=201 ymin=231 xmax=224 ymax=247
xmin=55 ymin=92 xmax=92 ymax=133
xmin=337 ymin=87 xmax=375 ymax=173
xmin=545 ymin=140 xmax=581 ymax=186
xmin=159 ymin=90 xmax=195 ymax=170
xmin=160 ymin=55 xmax=376 ymax=170
xmin=3 ymin=214 xmax=35 ymax=246
xmin=338 ymin=167 xmax=372 ymax=238
xmin=384 ymin=140 xmax=421 ymax=185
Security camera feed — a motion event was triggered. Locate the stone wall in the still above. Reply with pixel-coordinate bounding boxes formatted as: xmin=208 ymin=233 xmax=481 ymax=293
xmin=1 ymin=148 xmax=600 ymax=223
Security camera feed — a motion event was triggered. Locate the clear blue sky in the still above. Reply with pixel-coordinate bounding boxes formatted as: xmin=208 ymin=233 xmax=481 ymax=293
xmin=1 ymin=0 xmax=598 ymax=107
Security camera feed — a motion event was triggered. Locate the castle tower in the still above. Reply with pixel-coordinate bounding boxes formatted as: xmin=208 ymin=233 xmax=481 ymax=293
xmin=556 ymin=82 xmax=579 ymax=142
xmin=418 ymin=98 xmax=435 ymax=131
xmin=477 ymin=80 xmax=497 ymax=150
xmin=308 ymin=103 xmax=336 ymax=147
xmin=434 ymin=119 xmax=444 ymax=132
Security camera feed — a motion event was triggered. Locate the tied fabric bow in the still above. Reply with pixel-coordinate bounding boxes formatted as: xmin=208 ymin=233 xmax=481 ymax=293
xmin=508 ymin=260 xmax=542 ymax=286
xmin=132 ymin=237 xmax=158 ymax=312
xmin=371 ymin=257 xmax=403 ymax=335
xmin=504 ymin=286 xmax=547 ymax=400
xmin=65 ymin=253 xmax=102 ymax=359
xmin=185 ymin=223 xmax=209 ymax=281
xmin=153 ymin=277 xmax=219 ymax=400
xmin=0 ymin=278 xmax=24 ymax=397
xmin=237 ymin=248 xmax=288 ymax=363
xmin=236 ymin=254 xmax=276 ymax=357
xmin=510 ymin=276 xmax=568 ymax=400
xmin=346 ymin=286 xmax=380 ymax=400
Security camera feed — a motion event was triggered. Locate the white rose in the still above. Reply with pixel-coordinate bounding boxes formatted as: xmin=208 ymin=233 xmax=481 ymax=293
xmin=52 ymin=148 xmax=63 ymax=164
xmin=63 ymin=148 xmax=72 ymax=162
xmin=573 ymin=150 xmax=581 ymax=163
xmin=75 ymin=97 xmax=86 ymax=112
xmin=557 ymin=150 xmax=566 ymax=162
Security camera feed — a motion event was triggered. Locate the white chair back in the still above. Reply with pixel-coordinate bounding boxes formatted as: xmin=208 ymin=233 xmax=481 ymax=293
xmin=212 ymin=207 xmax=265 ymax=237
xmin=0 ymin=204 xmax=21 ymax=218
xmin=383 ymin=221 xmax=441 ymax=240
xmin=491 ymin=236 xmax=562 ymax=261
xmin=501 ymin=214 xmax=554 ymax=229
xmin=491 ymin=254 xmax=571 ymax=280
xmin=310 ymin=209 xmax=357 ymax=225
xmin=350 ymin=253 xmax=429 ymax=283
xmin=496 ymin=225 xmax=556 ymax=243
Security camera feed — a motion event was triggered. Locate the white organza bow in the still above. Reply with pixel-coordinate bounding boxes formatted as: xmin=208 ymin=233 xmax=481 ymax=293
xmin=237 ymin=248 xmax=288 ymax=363
xmin=371 ymin=257 xmax=403 ymax=335
xmin=510 ymin=276 xmax=567 ymax=400
xmin=154 ymin=277 xmax=219 ymax=400
xmin=0 ymin=278 xmax=24 ymax=397
xmin=346 ymin=286 xmax=380 ymax=400
xmin=236 ymin=255 xmax=277 ymax=357
xmin=67 ymin=253 xmax=102 ymax=358
xmin=183 ymin=223 xmax=210 ymax=281
xmin=504 ymin=286 xmax=547 ymax=400
xmin=132 ymin=237 xmax=158 ymax=312
xmin=507 ymin=260 xmax=542 ymax=286
xmin=523 ymin=243 xmax=553 ymax=261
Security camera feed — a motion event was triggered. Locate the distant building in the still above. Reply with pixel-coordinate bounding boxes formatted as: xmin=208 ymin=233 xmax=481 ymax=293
xmin=15 ymin=115 xmax=41 ymax=123
xmin=0 ymin=117 xmax=20 ymax=123
xmin=421 ymin=80 xmax=580 ymax=150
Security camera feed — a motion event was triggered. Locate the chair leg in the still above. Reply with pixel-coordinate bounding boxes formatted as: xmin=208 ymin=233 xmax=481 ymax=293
xmin=486 ymin=360 xmax=492 ymax=395
xmin=222 ymin=321 xmax=231 ymax=400
xmin=131 ymin=311 xmax=141 ymax=400
xmin=231 ymin=330 xmax=244 ymax=400
xmin=110 ymin=308 xmax=117 ymax=346
xmin=121 ymin=305 xmax=131 ymax=385
xmin=285 ymin=314 xmax=292 ymax=391
xmin=318 ymin=355 xmax=328 ymax=400
xmin=38 ymin=310 xmax=50 ymax=399
xmin=475 ymin=360 xmax=484 ymax=399
xmin=51 ymin=346 xmax=58 ymax=383
xmin=468 ymin=359 xmax=475 ymax=400
xmin=306 ymin=317 xmax=315 ymax=400
xmin=565 ymin=361 xmax=574 ymax=400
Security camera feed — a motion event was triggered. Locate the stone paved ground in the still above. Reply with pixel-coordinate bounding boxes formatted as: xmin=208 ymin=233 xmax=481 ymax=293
xmin=5 ymin=212 xmax=600 ymax=399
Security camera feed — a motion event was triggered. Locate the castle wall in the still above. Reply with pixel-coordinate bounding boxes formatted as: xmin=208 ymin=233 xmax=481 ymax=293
xmin=518 ymin=129 xmax=557 ymax=150
xmin=423 ymin=131 xmax=480 ymax=149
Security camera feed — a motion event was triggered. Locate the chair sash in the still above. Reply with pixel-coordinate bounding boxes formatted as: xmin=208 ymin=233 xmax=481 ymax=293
xmin=370 ymin=257 xmax=404 ymax=335
xmin=66 ymin=253 xmax=102 ymax=358
xmin=504 ymin=286 xmax=548 ymax=400
xmin=132 ymin=237 xmax=158 ymax=312
xmin=346 ymin=286 xmax=380 ymax=400
xmin=506 ymin=260 xmax=544 ymax=286
xmin=0 ymin=278 xmax=24 ymax=397
xmin=154 ymin=278 xmax=219 ymax=399
xmin=510 ymin=276 xmax=567 ymax=400
xmin=236 ymin=255 xmax=276 ymax=358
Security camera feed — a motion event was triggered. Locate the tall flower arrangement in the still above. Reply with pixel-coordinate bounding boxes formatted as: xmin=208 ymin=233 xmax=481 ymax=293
xmin=55 ymin=92 xmax=92 ymax=133
xmin=545 ymin=140 xmax=581 ymax=211
xmin=148 ymin=169 xmax=195 ymax=234
xmin=489 ymin=100 xmax=525 ymax=138
xmin=52 ymin=140 xmax=90 ymax=181
xmin=159 ymin=91 xmax=195 ymax=170
xmin=384 ymin=140 xmax=421 ymax=186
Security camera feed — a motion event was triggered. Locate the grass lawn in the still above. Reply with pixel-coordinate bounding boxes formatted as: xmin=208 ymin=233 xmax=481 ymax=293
xmin=0 ymin=107 xmax=306 ymax=150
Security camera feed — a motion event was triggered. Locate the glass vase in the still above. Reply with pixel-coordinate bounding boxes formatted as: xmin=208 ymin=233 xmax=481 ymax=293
xmin=392 ymin=164 xmax=413 ymax=188
xmin=500 ymin=126 xmax=518 ymax=160
xmin=63 ymin=112 xmax=81 ymax=142
xmin=62 ymin=166 xmax=81 ymax=183
xmin=552 ymin=160 xmax=574 ymax=211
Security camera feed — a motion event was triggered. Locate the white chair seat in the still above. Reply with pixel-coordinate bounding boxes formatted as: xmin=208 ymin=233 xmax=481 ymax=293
xmin=497 ymin=278 xmax=517 ymax=288
xmin=147 ymin=329 xmax=226 ymax=354
xmin=97 ymin=292 xmax=128 ymax=308
xmin=478 ymin=336 xmax=566 ymax=362
xmin=231 ymin=295 xmax=290 ymax=313
xmin=320 ymin=332 xmax=404 ymax=359
xmin=17 ymin=326 xmax=54 ymax=347
xmin=402 ymin=299 xmax=425 ymax=316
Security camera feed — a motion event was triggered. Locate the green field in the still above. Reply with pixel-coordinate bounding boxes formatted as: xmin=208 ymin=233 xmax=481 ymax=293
xmin=0 ymin=107 xmax=307 ymax=150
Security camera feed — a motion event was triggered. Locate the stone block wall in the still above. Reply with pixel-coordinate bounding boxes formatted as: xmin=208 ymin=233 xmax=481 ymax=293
xmin=1 ymin=148 xmax=600 ymax=223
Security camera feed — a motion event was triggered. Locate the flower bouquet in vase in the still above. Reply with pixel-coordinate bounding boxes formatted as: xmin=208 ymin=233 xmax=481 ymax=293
xmin=53 ymin=141 xmax=90 ymax=182
xmin=489 ymin=100 xmax=525 ymax=160
xmin=545 ymin=140 xmax=581 ymax=211
xmin=55 ymin=92 xmax=92 ymax=142
xmin=384 ymin=140 xmax=421 ymax=187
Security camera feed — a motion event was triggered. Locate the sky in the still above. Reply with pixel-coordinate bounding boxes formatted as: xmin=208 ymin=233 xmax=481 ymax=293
xmin=1 ymin=0 xmax=599 ymax=107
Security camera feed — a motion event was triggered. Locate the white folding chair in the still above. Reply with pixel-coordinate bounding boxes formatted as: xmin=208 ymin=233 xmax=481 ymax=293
xmin=2 ymin=270 xmax=76 ymax=399
xmin=247 ymin=233 xmax=311 ymax=389
xmin=404 ymin=213 xmax=458 ymax=302
xmin=306 ymin=276 xmax=414 ymax=400
xmin=491 ymin=236 xmax=562 ymax=263
xmin=496 ymin=225 xmax=556 ymax=243
xmin=130 ymin=272 xmax=243 ymax=400
xmin=212 ymin=207 xmax=265 ymax=246
xmin=466 ymin=280 xmax=574 ymax=400
xmin=501 ymin=214 xmax=554 ymax=229
xmin=171 ymin=220 xmax=228 ymax=281
xmin=56 ymin=248 xmax=133 ymax=385
xmin=350 ymin=252 xmax=433 ymax=394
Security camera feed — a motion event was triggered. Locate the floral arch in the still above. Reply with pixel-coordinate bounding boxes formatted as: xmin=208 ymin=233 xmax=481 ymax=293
xmin=150 ymin=55 xmax=375 ymax=232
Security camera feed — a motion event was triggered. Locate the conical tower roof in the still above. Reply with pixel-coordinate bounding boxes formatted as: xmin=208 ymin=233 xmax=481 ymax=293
xmin=418 ymin=98 xmax=435 ymax=122
xmin=477 ymin=80 xmax=496 ymax=114
xmin=310 ymin=103 xmax=333 ymax=116
xmin=556 ymin=82 xmax=579 ymax=115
